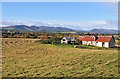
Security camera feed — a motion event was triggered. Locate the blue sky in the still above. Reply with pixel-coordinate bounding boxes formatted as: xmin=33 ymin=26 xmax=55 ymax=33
xmin=2 ymin=2 xmax=118 ymax=30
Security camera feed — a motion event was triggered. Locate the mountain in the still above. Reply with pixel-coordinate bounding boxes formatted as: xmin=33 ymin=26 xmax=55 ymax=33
xmin=2 ymin=25 xmax=75 ymax=32
xmin=89 ymin=29 xmax=118 ymax=34
xmin=2 ymin=25 xmax=118 ymax=34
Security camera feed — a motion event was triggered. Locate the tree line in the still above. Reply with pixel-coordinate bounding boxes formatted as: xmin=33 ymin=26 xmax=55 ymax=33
xmin=2 ymin=31 xmax=119 ymax=40
xmin=2 ymin=31 xmax=119 ymax=44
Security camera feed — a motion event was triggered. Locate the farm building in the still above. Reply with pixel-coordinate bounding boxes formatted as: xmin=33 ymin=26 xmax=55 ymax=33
xmin=61 ymin=37 xmax=76 ymax=44
xmin=78 ymin=36 xmax=115 ymax=48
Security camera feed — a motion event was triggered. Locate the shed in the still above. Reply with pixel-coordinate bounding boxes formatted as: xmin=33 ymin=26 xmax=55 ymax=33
xmin=61 ymin=37 xmax=76 ymax=44
xmin=78 ymin=36 xmax=115 ymax=48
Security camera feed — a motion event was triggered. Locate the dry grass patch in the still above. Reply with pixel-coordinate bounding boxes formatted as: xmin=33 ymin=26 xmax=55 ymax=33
xmin=2 ymin=38 xmax=119 ymax=77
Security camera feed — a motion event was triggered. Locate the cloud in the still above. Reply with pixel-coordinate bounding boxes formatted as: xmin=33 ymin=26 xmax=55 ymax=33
xmin=1 ymin=19 xmax=118 ymax=30
xmin=76 ymin=20 xmax=118 ymax=30
xmin=58 ymin=20 xmax=118 ymax=30
xmin=1 ymin=20 xmax=53 ymax=26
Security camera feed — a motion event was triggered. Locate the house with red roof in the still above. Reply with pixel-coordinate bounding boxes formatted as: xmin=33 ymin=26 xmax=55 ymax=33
xmin=78 ymin=36 xmax=115 ymax=48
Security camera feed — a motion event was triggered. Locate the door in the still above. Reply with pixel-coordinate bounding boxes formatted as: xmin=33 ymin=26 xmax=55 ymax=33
xmin=102 ymin=42 xmax=105 ymax=47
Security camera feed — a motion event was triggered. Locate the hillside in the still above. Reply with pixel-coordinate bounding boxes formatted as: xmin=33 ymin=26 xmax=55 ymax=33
xmin=89 ymin=29 xmax=118 ymax=34
xmin=2 ymin=25 xmax=118 ymax=34
xmin=2 ymin=25 xmax=75 ymax=32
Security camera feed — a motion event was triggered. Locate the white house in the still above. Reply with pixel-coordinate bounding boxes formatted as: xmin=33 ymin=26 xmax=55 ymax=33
xmin=61 ymin=37 xmax=76 ymax=44
xmin=95 ymin=36 xmax=115 ymax=48
xmin=78 ymin=36 xmax=115 ymax=48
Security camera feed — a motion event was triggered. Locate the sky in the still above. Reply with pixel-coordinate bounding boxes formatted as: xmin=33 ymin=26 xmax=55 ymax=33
xmin=1 ymin=2 xmax=118 ymax=30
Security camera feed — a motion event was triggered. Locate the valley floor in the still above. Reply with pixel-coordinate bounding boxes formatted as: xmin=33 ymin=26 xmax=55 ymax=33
xmin=2 ymin=38 xmax=120 ymax=77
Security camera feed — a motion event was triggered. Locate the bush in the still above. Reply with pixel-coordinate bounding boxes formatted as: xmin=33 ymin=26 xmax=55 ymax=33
xmin=36 ymin=37 xmax=61 ymax=44
xmin=75 ymin=39 xmax=81 ymax=44
xmin=37 ymin=40 xmax=51 ymax=44
xmin=49 ymin=37 xmax=61 ymax=44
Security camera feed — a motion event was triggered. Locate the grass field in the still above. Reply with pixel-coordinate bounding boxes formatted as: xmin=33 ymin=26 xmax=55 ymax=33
xmin=2 ymin=38 xmax=120 ymax=77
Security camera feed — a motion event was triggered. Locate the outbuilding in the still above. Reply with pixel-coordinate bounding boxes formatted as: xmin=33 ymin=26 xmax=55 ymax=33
xmin=61 ymin=37 xmax=76 ymax=44
xmin=78 ymin=36 xmax=115 ymax=48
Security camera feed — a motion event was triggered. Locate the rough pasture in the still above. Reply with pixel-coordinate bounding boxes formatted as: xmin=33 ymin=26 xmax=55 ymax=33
xmin=2 ymin=38 xmax=119 ymax=77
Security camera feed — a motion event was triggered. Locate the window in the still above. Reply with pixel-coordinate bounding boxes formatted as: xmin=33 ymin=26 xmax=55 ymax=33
xmin=102 ymin=42 xmax=104 ymax=44
xmin=63 ymin=39 xmax=65 ymax=41
xmin=91 ymin=42 xmax=92 ymax=44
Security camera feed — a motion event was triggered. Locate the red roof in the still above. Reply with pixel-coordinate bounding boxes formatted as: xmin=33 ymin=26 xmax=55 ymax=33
xmin=78 ymin=36 xmax=84 ymax=41
xmin=96 ymin=36 xmax=112 ymax=42
xmin=78 ymin=36 xmax=113 ymax=42
xmin=78 ymin=36 xmax=95 ymax=41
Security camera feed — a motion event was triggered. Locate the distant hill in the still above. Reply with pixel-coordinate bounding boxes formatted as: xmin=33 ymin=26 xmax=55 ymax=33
xmin=89 ymin=29 xmax=118 ymax=34
xmin=2 ymin=25 xmax=75 ymax=32
xmin=2 ymin=25 xmax=118 ymax=34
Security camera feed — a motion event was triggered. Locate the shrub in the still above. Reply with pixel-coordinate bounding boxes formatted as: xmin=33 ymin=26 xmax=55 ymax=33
xmin=49 ymin=37 xmax=61 ymax=44
xmin=75 ymin=39 xmax=81 ymax=44
xmin=37 ymin=40 xmax=51 ymax=44
xmin=36 ymin=37 xmax=61 ymax=44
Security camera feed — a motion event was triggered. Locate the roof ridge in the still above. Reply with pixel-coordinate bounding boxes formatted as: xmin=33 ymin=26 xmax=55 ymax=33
xmin=98 ymin=36 xmax=112 ymax=37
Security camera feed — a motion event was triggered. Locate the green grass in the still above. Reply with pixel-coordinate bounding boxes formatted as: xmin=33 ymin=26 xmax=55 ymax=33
xmin=53 ymin=44 xmax=115 ymax=50
xmin=2 ymin=38 xmax=119 ymax=77
xmin=53 ymin=44 xmax=75 ymax=48
xmin=79 ymin=45 xmax=108 ymax=49
xmin=116 ymin=40 xmax=120 ymax=45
